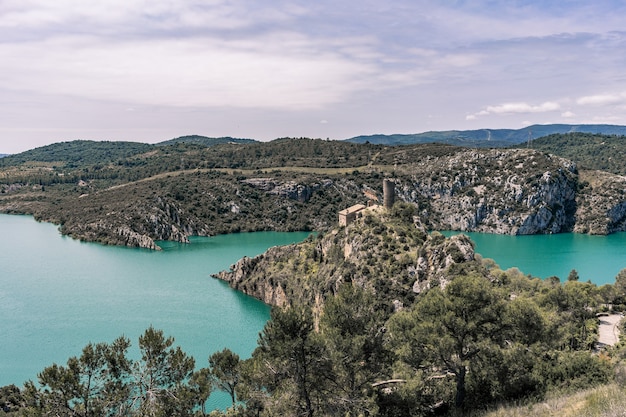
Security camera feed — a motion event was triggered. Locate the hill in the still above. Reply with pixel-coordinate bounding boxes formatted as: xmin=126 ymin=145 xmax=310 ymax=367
xmin=1 ymin=137 xmax=626 ymax=248
xmin=1 ymin=136 xmax=626 ymax=416
xmin=210 ymin=205 xmax=619 ymax=416
xmin=346 ymin=124 xmax=626 ymax=147
xmin=156 ymin=134 xmax=257 ymax=146
xmin=0 ymin=140 xmax=154 ymax=169
xmin=517 ymin=132 xmax=626 ymax=175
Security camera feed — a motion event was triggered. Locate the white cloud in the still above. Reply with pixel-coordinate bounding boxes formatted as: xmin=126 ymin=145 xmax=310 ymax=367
xmin=576 ymin=93 xmax=626 ymax=106
xmin=488 ymin=102 xmax=561 ymax=114
xmin=3 ymin=0 xmax=626 ymax=152
xmin=467 ymin=101 xmax=561 ymax=119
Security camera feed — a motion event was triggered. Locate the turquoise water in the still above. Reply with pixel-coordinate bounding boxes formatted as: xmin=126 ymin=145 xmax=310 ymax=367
xmin=0 ymin=214 xmax=310 ymax=409
xmin=442 ymin=231 xmax=626 ymax=285
xmin=3 ymin=213 xmax=625 ymax=408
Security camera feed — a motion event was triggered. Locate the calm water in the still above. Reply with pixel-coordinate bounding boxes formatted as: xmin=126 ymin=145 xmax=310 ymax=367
xmin=443 ymin=231 xmax=626 ymax=285
xmin=0 ymin=214 xmax=310 ymax=409
xmin=3 ymin=214 xmax=625 ymax=406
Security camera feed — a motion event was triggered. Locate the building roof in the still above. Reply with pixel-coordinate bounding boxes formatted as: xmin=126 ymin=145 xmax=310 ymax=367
xmin=338 ymin=204 xmax=367 ymax=216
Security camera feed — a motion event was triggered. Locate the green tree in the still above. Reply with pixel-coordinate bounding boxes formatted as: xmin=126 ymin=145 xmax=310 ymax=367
xmin=388 ymin=275 xmax=506 ymax=409
xmin=613 ymin=268 xmax=626 ymax=304
xmin=33 ymin=336 xmax=132 ymax=417
xmin=542 ymin=281 xmax=599 ymax=350
xmin=252 ymin=305 xmax=329 ymax=417
xmin=209 ymin=348 xmax=240 ymax=406
xmin=319 ymin=284 xmax=388 ymax=416
xmin=188 ymin=368 xmax=214 ymax=417
xmin=0 ymin=384 xmax=24 ymax=414
xmin=132 ymin=327 xmax=196 ymax=417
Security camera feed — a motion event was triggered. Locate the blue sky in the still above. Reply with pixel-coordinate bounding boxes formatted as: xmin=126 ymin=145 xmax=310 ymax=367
xmin=1 ymin=0 xmax=626 ymax=153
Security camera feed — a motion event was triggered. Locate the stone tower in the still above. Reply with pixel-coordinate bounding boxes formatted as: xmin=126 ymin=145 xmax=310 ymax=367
xmin=383 ymin=179 xmax=395 ymax=209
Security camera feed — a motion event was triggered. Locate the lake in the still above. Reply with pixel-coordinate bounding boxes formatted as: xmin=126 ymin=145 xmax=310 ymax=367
xmin=0 ymin=214 xmax=311 ymax=409
xmin=442 ymin=231 xmax=626 ymax=285
xmin=3 ymin=213 xmax=626 ymax=408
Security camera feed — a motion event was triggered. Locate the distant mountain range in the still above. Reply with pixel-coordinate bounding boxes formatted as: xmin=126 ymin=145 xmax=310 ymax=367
xmin=3 ymin=125 xmax=626 ymax=157
xmin=345 ymin=124 xmax=626 ymax=147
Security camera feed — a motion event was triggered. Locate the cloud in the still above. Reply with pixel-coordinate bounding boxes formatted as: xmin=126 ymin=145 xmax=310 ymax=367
xmin=467 ymin=101 xmax=561 ymax=120
xmin=3 ymin=0 xmax=626 ymax=152
xmin=576 ymin=93 xmax=626 ymax=106
xmin=0 ymin=33 xmax=377 ymax=110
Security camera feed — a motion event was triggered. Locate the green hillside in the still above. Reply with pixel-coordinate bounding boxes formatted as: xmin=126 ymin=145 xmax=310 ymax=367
xmin=518 ymin=132 xmax=626 ymax=175
xmin=0 ymin=140 xmax=153 ymax=169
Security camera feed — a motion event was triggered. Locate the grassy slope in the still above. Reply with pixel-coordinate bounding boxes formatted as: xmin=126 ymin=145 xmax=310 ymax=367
xmin=475 ymin=383 xmax=626 ymax=417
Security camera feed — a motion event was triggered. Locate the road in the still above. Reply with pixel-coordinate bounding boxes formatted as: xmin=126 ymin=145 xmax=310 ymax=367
xmin=597 ymin=314 xmax=622 ymax=348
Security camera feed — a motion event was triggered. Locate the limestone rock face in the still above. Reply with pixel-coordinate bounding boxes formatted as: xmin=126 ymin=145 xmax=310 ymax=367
xmin=396 ymin=149 xmax=579 ymax=235
xmin=413 ymin=233 xmax=475 ymax=294
xmin=213 ymin=245 xmax=297 ymax=306
xmin=574 ymin=170 xmax=626 ymax=234
xmin=214 ymin=210 xmax=479 ymax=311
xmin=4 ymin=147 xmax=626 ymax=251
xmin=242 ymin=178 xmax=331 ymax=202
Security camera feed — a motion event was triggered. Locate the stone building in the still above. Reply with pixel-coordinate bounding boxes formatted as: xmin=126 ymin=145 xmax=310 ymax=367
xmin=338 ymin=204 xmax=367 ymax=226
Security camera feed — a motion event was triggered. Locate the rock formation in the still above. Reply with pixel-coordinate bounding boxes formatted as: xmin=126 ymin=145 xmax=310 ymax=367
xmin=213 ymin=206 xmax=480 ymax=311
xmin=395 ymin=149 xmax=579 ymax=235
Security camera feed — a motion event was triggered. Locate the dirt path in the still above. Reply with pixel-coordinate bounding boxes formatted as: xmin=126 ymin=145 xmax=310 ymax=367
xmin=596 ymin=314 xmax=622 ymax=348
xmin=101 ymin=165 xmax=387 ymax=193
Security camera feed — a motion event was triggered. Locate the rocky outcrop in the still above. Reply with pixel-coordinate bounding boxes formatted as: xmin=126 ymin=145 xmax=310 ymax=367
xmin=241 ymin=178 xmax=332 ymax=202
xmin=574 ymin=170 xmax=626 ymax=234
xmin=412 ymin=233 xmax=475 ymax=294
xmin=396 ymin=149 xmax=579 ymax=235
xmin=214 ymin=208 xmax=481 ymax=310
xmin=213 ymin=246 xmax=293 ymax=306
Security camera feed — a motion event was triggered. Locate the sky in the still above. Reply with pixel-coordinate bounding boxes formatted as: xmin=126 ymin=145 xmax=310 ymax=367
xmin=1 ymin=0 xmax=626 ymax=154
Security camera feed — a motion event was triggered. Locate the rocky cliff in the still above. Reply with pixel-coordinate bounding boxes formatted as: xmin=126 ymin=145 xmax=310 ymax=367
xmin=394 ymin=149 xmax=580 ymax=235
xmin=574 ymin=170 xmax=626 ymax=234
xmin=213 ymin=205 xmax=481 ymax=311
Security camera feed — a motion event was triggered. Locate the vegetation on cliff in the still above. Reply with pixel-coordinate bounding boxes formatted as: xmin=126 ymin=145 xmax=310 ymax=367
xmin=2 ymin=137 xmax=626 ymax=248
xmin=519 ymin=132 xmax=626 ymax=176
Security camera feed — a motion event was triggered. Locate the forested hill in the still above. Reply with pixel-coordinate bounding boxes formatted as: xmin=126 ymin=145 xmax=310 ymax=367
xmin=346 ymin=124 xmax=626 ymax=147
xmin=0 ymin=136 xmax=257 ymax=168
xmin=517 ymin=132 xmax=626 ymax=175
xmin=0 ymin=140 xmax=155 ymax=168
xmin=156 ymin=135 xmax=256 ymax=146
